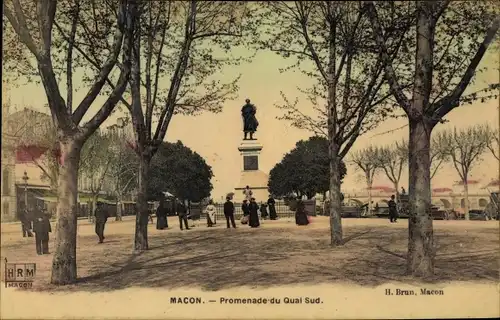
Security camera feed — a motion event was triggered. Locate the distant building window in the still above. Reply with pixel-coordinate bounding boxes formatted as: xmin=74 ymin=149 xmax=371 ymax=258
xmin=478 ymin=198 xmax=488 ymax=207
xmin=2 ymin=168 xmax=10 ymax=196
xmin=2 ymin=201 xmax=9 ymax=217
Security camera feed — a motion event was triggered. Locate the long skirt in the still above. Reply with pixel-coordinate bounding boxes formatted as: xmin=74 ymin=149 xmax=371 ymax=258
xmin=269 ymin=206 xmax=277 ymax=219
xmin=156 ymin=216 xmax=168 ymax=229
xmin=260 ymin=209 xmax=268 ymax=219
xmin=295 ymin=212 xmax=309 ymax=226
xmin=207 ymin=213 xmax=215 ymax=226
xmin=249 ymin=212 xmax=260 ymax=228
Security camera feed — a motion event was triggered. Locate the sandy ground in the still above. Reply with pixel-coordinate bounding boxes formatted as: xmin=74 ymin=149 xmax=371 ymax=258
xmin=1 ymin=216 xmax=499 ymax=319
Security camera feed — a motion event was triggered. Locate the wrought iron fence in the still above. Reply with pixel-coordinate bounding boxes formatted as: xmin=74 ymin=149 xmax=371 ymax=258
xmin=211 ymin=200 xmax=298 ymax=221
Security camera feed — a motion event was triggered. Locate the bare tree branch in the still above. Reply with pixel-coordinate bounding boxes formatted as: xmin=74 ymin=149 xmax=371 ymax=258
xmin=432 ymin=17 xmax=500 ymax=119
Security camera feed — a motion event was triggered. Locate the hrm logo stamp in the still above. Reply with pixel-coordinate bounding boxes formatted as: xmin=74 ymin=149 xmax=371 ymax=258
xmin=4 ymin=258 xmax=36 ymax=289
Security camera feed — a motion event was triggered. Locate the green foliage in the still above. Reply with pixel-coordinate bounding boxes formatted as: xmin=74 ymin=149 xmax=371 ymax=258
xmin=105 ymin=127 xmax=139 ymax=199
xmin=349 ymin=145 xmax=380 ymax=187
xmin=434 ymin=125 xmax=490 ymax=182
xmin=79 ymin=129 xmax=115 ymax=194
xmin=429 ymin=132 xmax=452 ymax=180
xmin=73 ymin=1 xmax=258 ymax=159
xmin=374 ymin=140 xmax=408 ymax=187
xmin=254 ymin=1 xmax=410 ymax=152
xmin=483 ymin=124 xmax=499 ymax=161
xmin=147 ymin=141 xmax=213 ymax=202
xmin=268 ymin=136 xmax=347 ymax=199
xmin=367 ymin=1 xmax=499 ymax=122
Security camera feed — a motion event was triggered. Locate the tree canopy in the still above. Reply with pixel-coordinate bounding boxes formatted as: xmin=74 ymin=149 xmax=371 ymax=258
xmin=147 ymin=141 xmax=213 ymax=202
xmin=268 ymin=136 xmax=347 ymax=199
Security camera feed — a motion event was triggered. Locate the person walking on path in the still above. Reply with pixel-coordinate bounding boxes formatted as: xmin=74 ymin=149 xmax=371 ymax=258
xmin=155 ymin=199 xmax=169 ymax=230
xmin=18 ymin=204 xmax=33 ymax=237
xmin=205 ymin=200 xmax=217 ymax=227
xmin=248 ymin=198 xmax=260 ymax=228
xmin=223 ymin=197 xmax=237 ymax=228
xmin=388 ymin=195 xmax=398 ymax=223
xmin=33 ymin=206 xmax=51 ymax=255
xmin=95 ymin=202 xmax=109 ymax=243
xmin=295 ymin=200 xmax=310 ymax=226
xmin=177 ymin=200 xmax=190 ymax=230
xmin=259 ymin=202 xmax=268 ymax=220
xmin=268 ymin=195 xmax=277 ymax=220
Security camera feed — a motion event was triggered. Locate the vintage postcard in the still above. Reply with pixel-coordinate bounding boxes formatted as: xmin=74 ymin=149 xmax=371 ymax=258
xmin=1 ymin=1 xmax=499 ymax=319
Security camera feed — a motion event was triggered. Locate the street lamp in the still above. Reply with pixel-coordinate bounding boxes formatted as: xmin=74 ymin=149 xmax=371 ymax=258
xmin=115 ymin=117 xmax=126 ymax=221
xmin=22 ymin=171 xmax=29 ymax=211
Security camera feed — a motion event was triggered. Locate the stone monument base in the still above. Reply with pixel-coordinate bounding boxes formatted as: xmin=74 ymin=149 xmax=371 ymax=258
xmin=233 ymin=140 xmax=269 ymax=203
xmin=233 ymin=171 xmax=270 ymax=203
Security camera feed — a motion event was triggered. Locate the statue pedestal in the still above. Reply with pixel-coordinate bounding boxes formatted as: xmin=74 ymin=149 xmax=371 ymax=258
xmin=233 ymin=140 xmax=269 ymax=203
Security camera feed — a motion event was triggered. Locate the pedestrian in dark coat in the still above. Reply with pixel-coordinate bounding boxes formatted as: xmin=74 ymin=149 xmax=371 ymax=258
xmin=295 ymin=200 xmax=309 ymax=226
xmin=177 ymin=200 xmax=190 ymax=230
xmin=156 ymin=199 xmax=169 ymax=230
xmin=33 ymin=206 xmax=51 ymax=255
xmin=95 ymin=202 xmax=109 ymax=243
xmin=223 ymin=197 xmax=236 ymax=228
xmin=267 ymin=196 xmax=277 ymax=220
xmin=18 ymin=204 xmax=33 ymax=237
xmin=248 ymin=198 xmax=260 ymax=228
xmin=259 ymin=202 xmax=268 ymax=219
xmin=388 ymin=195 xmax=398 ymax=223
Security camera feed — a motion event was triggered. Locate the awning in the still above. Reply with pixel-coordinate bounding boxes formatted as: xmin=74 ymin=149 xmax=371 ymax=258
xmin=34 ymin=196 xmax=58 ymax=203
xmin=34 ymin=196 xmax=116 ymax=205
xmin=15 ymin=184 xmax=52 ymax=191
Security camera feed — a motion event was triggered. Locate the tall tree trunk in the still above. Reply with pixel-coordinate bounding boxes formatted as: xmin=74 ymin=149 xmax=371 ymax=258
xmin=327 ymin=7 xmax=341 ymax=246
xmin=367 ymin=178 xmax=373 ymax=216
xmin=329 ymin=147 xmax=343 ymax=246
xmin=393 ymin=182 xmax=400 ymax=204
xmin=116 ymin=196 xmax=123 ymax=221
xmin=134 ymin=154 xmax=151 ymax=250
xmin=51 ymin=137 xmax=82 ymax=285
xmin=407 ymin=119 xmax=435 ymax=278
xmin=463 ymin=182 xmax=470 ymax=220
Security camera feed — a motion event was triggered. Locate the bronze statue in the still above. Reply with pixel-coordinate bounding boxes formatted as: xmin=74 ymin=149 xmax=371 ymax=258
xmin=241 ymin=99 xmax=259 ymax=140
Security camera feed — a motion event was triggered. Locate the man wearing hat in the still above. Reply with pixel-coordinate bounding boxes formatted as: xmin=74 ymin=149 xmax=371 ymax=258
xmin=223 ymin=196 xmax=237 ymax=228
xmin=95 ymin=201 xmax=109 ymax=243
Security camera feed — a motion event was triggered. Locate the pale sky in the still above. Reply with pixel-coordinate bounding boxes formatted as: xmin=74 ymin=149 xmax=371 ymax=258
xmin=3 ymin=46 xmax=499 ymax=200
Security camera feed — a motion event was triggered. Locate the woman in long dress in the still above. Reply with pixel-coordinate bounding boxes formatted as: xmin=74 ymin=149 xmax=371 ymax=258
xmin=248 ymin=198 xmax=260 ymax=228
xmin=204 ymin=200 xmax=216 ymax=227
xmin=260 ymin=202 xmax=268 ymax=219
xmin=156 ymin=199 xmax=168 ymax=230
xmin=241 ymin=200 xmax=250 ymax=224
xmin=267 ymin=196 xmax=277 ymax=220
xmin=295 ymin=200 xmax=309 ymax=226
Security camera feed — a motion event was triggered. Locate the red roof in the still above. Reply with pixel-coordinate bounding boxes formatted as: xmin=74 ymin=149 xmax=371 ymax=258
xmin=16 ymin=145 xmax=62 ymax=165
xmin=16 ymin=145 xmax=48 ymax=163
xmin=367 ymin=186 xmax=396 ymax=193
xmin=432 ymin=187 xmax=453 ymax=193
xmin=454 ymin=180 xmax=480 ymax=186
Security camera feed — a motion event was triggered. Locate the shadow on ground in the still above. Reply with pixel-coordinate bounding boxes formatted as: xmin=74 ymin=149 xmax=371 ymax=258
xmin=2 ymin=219 xmax=498 ymax=292
xmin=5 ymin=221 xmax=492 ymax=291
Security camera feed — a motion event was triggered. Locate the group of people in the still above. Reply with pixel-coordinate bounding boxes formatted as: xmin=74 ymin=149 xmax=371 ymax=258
xmin=155 ymin=185 xmax=310 ymax=231
xmin=17 ymin=205 xmax=52 ymax=255
xmin=155 ymin=199 xmax=191 ymax=231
